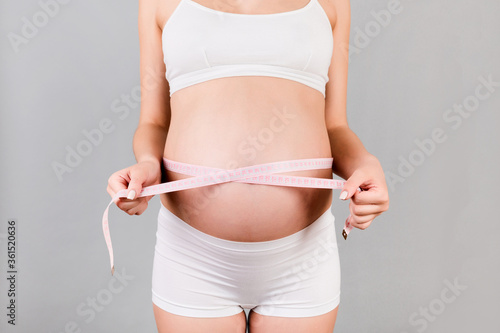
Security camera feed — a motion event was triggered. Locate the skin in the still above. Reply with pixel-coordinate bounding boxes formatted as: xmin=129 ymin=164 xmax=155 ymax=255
xmin=107 ymin=0 xmax=390 ymax=331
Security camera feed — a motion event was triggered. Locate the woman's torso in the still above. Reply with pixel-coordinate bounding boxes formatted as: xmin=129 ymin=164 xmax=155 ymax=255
xmin=158 ymin=0 xmax=337 ymax=241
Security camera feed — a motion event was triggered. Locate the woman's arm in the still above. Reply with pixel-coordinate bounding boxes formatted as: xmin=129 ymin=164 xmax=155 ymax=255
xmin=325 ymin=0 xmax=371 ymax=177
xmin=106 ymin=0 xmax=171 ymax=210
xmin=133 ymin=0 xmax=171 ymax=165
xmin=324 ymin=0 xmax=389 ymax=230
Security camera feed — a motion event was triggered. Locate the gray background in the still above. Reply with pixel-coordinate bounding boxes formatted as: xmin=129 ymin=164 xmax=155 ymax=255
xmin=1 ymin=0 xmax=499 ymax=332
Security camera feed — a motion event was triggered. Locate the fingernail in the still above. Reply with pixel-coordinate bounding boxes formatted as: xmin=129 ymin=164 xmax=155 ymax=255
xmin=339 ymin=191 xmax=348 ymax=200
xmin=127 ymin=190 xmax=136 ymax=200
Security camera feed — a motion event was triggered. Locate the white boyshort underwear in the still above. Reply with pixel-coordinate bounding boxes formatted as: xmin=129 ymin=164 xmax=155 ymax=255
xmin=151 ymin=202 xmax=341 ymax=318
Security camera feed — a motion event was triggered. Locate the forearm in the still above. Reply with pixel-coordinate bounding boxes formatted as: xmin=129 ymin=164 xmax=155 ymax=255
xmin=132 ymin=123 xmax=168 ymax=164
xmin=328 ymin=125 xmax=379 ymax=180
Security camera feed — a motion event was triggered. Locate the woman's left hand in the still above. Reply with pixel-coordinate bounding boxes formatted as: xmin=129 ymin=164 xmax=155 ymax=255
xmin=339 ymin=157 xmax=390 ymax=231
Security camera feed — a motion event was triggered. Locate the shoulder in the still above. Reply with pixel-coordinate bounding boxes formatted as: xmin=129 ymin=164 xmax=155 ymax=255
xmin=151 ymin=0 xmax=184 ymax=31
xmin=139 ymin=0 xmax=160 ymax=29
xmin=318 ymin=0 xmax=350 ymax=31
xmin=139 ymin=0 xmax=181 ymax=31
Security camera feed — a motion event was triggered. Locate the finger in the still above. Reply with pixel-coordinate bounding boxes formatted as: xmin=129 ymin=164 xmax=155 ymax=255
xmin=116 ymin=199 xmax=139 ymax=212
xmin=348 ymin=210 xmax=379 ymax=227
xmin=116 ymin=197 xmax=147 ymax=211
xmin=349 ymin=202 xmax=386 ymax=217
xmin=126 ymin=167 xmax=148 ymax=200
xmin=135 ymin=201 xmax=149 ymax=215
xmin=351 ymin=187 xmax=389 ymax=206
xmin=107 ymin=171 xmax=130 ymax=197
xmin=126 ymin=201 xmax=148 ymax=215
xmin=106 ymin=184 xmax=116 ymax=199
xmin=350 ymin=213 xmax=379 ymax=225
xmin=107 ymin=183 xmax=126 ymax=203
xmin=339 ymin=170 xmax=365 ymax=201
xmin=350 ymin=218 xmax=373 ymax=230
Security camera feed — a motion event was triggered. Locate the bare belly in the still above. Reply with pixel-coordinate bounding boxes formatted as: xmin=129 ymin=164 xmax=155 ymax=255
xmin=160 ymin=76 xmax=334 ymax=241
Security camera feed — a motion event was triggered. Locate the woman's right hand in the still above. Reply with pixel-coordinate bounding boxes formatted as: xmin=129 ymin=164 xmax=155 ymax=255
xmin=106 ymin=159 xmax=162 ymax=215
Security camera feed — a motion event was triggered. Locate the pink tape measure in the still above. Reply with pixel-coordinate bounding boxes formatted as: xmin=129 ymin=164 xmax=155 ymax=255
xmin=102 ymin=157 xmax=354 ymax=275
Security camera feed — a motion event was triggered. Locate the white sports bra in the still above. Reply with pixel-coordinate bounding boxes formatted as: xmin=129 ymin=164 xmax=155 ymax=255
xmin=162 ymin=0 xmax=334 ymax=97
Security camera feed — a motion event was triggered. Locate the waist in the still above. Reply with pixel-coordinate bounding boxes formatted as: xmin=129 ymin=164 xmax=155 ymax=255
xmin=158 ymin=155 xmax=338 ymax=241
xmin=102 ymin=156 xmax=348 ymax=275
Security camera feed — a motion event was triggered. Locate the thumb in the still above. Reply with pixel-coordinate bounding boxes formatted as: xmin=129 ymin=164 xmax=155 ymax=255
xmin=126 ymin=168 xmax=146 ymax=200
xmin=339 ymin=171 xmax=364 ymax=201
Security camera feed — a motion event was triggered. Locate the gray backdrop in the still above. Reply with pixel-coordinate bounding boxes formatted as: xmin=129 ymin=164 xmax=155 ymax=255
xmin=1 ymin=0 xmax=499 ymax=332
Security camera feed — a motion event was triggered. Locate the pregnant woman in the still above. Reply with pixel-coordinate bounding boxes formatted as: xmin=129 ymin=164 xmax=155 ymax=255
xmin=105 ymin=0 xmax=389 ymax=331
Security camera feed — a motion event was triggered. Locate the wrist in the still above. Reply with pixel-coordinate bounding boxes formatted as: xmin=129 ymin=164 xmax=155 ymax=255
xmin=137 ymin=155 xmax=161 ymax=165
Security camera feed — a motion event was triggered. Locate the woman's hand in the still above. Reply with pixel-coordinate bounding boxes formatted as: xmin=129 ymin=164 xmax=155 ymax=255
xmin=106 ymin=160 xmax=162 ymax=215
xmin=339 ymin=157 xmax=390 ymax=231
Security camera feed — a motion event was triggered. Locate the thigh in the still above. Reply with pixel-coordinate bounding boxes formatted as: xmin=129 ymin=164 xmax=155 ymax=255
xmin=153 ymin=303 xmax=247 ymax=333
xmin=248 ymin=305 xmax=339 ymax=333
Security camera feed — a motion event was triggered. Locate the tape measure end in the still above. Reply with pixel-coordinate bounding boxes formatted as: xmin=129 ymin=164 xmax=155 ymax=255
xmin=342 ymin=229 xmax=348 ymax=240
xmin=111 ymin=266 xmax=115 ymax=276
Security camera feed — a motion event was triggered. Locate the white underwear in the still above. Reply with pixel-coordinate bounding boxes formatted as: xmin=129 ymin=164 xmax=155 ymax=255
xmin=151 ymin=202 xmax=341 ymax=318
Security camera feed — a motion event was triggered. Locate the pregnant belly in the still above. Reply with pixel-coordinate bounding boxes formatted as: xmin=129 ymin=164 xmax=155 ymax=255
xmin=160 ymin=77 xmax=335 ymax=242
